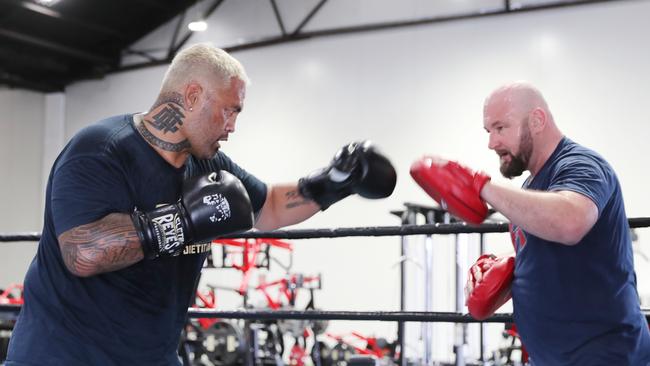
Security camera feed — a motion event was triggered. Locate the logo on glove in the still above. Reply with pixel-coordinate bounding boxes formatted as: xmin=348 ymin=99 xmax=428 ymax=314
xmin=152 ymin=213 xmax=185 ymax=253
xmin=203 ymin=193 xmax=232 ymax=223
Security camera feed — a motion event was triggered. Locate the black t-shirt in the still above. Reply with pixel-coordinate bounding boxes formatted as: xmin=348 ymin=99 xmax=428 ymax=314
xmin=6 ymin=114 xmax=266 ymax=366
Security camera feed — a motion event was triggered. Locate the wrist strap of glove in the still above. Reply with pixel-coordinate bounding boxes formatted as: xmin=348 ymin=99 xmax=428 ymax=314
xmin=473 ymin=172 xmax=491 ymax=195
xmin=131 ymin=204 xmax=188 ymax=259
xmin=298 ymin=168 xmax=353 ymax=210
xmin=131 ymin=211 xmax=156 ymax=259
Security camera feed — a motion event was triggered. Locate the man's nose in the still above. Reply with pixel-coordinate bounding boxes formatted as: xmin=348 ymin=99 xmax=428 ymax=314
xmin=487 ymin=133 xmax=499 ymax=150
xmin=225 ymin=118 xmax=236 ymax=133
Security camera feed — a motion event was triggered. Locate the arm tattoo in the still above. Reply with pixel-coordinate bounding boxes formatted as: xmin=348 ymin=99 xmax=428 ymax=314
xmin=285 ymin=190 xmax=311 ymax=209
xmin=59 ymin=213 xmax=144 ymax=277
xmin=136 ymin=117 xmax=191 ymax=152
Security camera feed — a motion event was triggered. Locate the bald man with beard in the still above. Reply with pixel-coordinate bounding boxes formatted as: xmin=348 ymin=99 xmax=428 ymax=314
xmin=479 ymin=82 xmax=650 ymax=365
xmin=415 ymin=82 xmax=650 ymax=365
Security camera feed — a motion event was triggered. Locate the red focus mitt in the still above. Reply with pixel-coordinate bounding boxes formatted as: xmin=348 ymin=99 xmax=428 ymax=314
xmin=465 ymin=254 xmax=515 ymax=320
xmin=410 ymin=156 xmax=490 ymax=224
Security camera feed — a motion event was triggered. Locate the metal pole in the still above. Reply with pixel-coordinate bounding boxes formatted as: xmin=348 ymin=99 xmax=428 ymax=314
xmin=398 ymin=209 xmax=416 ymax=366
xmin=245 ymin=321 xmax=255 ymax=366
xmin=423 ymin=210 xmax=435 ymax=365
xmin=453 ymin=216 xmax=466 ymax=366
xmin=478 ymin=233 xmax=485 ymax=362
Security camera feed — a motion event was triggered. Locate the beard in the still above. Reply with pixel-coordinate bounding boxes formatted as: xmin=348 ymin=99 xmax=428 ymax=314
xmin=500 ymin=122 xmax=533 ymax=179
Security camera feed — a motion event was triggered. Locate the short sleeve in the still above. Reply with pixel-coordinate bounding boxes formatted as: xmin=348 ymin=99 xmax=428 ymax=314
xmin=548 ymin=155 xmax=614 ymax=214
xmin=186 ymin=153 xmax=267 ymax=213
xmin=51 ymin=156 xmax=130 ymax=236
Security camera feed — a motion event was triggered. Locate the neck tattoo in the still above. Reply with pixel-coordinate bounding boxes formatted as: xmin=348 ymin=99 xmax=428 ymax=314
xmin=136 ymin=118 xmax=191 ymax=152
xmin=151 ymin=92 xmax=185 ymax=111
xmin=148 ymin=104 xmax=185 ymax=134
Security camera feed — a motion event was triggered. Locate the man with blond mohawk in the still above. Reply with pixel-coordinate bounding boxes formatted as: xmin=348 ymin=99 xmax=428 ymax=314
xmin=6 ymin=44 xmax=396 ymax=365
xmin=412 ymin=82 xmax=650 ymax=365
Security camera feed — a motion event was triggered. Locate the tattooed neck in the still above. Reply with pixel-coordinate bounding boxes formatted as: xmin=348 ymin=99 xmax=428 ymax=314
xmin=146 ymin=102 xmax=186 ymax=135
xmin=151 ymin=92 xmax=185 ymax=111
xmin=136 ymin=117 xmax=191 ymax=152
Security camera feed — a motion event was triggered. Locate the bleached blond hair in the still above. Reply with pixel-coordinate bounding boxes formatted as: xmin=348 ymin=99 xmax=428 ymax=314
xmin=160 ymin=43 xmax=250 ymax=94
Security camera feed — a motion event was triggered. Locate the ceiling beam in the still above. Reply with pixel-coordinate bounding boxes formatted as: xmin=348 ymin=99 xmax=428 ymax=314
xmin=0 ymin=27 xmax=113 ymax=64
xmin=292 ymin=0 xmax=328 ymax=36
xmin=167 ymin=10 xmax=187 ymax=60
xmin=172 ymin=0 xmax=226 ymax=55
xmin=237 ymin=0 xmax=628 ymax=48
xmin=0 ymin=72 xmax=63 ymax=92
xmin=0 ymin=49 xmax=69 ymax=73
xmin=123 ymin=48 xmax=160 ymax=63
xmin=269 ymin=0 xmax=287 ymax=36
xmin=126 ymin=0 xmax=169 ymax=11
xmin=112 ymin=0 xmax=630 ymax=75
xmin=6 ymin=0 xmax=126 ymax=39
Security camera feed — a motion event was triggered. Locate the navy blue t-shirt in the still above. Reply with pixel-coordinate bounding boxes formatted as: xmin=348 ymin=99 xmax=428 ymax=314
xmin=6 ymin=114 xmax=267 ymax=366
xmin=510 ymin=137 xmax=650 ymax=365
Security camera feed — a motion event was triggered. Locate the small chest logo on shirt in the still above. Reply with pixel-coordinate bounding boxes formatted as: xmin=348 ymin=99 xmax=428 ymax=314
xmin=510 ymin=224 xmax=527 ymax=252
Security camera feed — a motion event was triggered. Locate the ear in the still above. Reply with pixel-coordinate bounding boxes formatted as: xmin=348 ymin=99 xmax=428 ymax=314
xmin=184 ymin=82 xmax=203 ymax=111
xmin=528 ymin=108 xmax=547 ymax=133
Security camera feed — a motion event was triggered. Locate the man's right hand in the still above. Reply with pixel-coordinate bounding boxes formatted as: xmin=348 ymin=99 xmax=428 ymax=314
xmin=298 ymin=141 xmax=397 ymax=210
xmin=465 ymin=254 xmax=515 ymax=320
xmin=132 ymin=171 xmax=254 ymax=259
xmin=410 ymin=156 xmax=491 ymax=224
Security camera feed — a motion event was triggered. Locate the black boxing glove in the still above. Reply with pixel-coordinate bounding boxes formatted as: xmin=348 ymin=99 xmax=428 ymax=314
xmin=132 ymin=171 xmax=254 ymax=259
xmin=298 ymin=141 xmax=397 ymax=210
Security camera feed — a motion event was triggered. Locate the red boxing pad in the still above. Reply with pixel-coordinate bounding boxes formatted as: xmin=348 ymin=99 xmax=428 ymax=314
xmin=410 ymin=156 xmax=490 ymax=224
xmin=467 ymin=255 xmax=515 ymax=320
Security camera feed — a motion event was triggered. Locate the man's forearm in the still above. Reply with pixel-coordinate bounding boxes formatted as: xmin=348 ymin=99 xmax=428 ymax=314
xmin=59 ymin=213 xmax=144 ymax=277
xmin=481 ymin=182 xmax=597 ymax=245
xmin=254 ymin=184 xmax=320 ymax=231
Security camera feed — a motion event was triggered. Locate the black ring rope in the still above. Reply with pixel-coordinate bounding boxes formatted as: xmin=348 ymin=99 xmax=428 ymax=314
xmin=186 ymin=308 xmax=514 ymax=323
xmin=2 ymin=217 xmax=649 ymax=242
xmin=3 ymin=304 xmax=650 ymax=324
xmin=0 ymin=233 xmax=41 ymax=242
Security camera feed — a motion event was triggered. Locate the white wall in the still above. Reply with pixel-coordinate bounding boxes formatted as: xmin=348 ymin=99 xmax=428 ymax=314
xmin=0 ymin=89 xmax=45 ymax=284
xmin=4 ymin=0 xmax=650 ymax=363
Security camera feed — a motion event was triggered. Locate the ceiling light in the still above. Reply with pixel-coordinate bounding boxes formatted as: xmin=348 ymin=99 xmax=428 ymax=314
xmin=188 ymin=21 xmax=208 ymax=32
xmin=34 ymin=0 xmax=61 ymax=6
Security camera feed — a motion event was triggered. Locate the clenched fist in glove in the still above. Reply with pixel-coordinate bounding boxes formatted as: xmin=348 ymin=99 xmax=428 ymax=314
xmin=132 ymin=171 xmax=254 ymax=259
xmin=298 ymin=141 xmax=397 ymax=210
xmin=465 ymin=254 xmax=515 ymax=320
xmin=410 ymin=156 xmax=491 ymax=224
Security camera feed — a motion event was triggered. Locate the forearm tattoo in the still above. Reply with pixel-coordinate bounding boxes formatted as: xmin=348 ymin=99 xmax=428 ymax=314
xmin=59 ymin=213 xmax=144 ymax=277
xmin=285 ymin=189 xmax=311 ymax=209
xmin=136 ymin=117 xmax=191 ymax=152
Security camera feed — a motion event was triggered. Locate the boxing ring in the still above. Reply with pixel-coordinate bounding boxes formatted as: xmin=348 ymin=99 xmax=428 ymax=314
xmin=2 ymin=213 xmax=649 ymax=366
